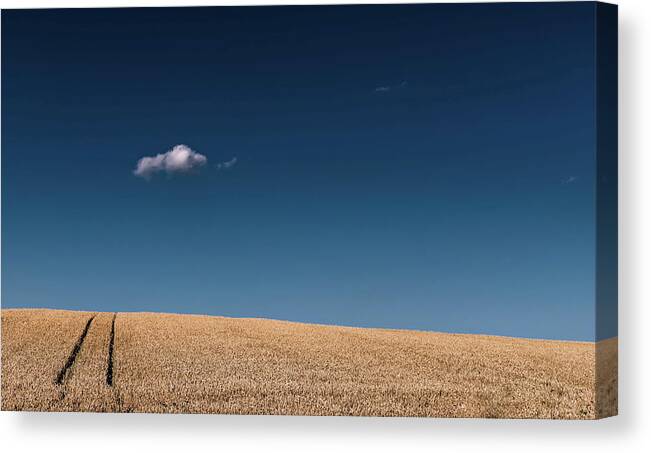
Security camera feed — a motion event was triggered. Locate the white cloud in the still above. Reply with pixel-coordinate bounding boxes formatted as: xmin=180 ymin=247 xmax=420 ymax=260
xmin=134 ymin=144 xmax=207 ymax=179
xmin=217 ymin=157 xmax=238 ymax=170
xmin=375 ymin=80 xmax=408 ymax=93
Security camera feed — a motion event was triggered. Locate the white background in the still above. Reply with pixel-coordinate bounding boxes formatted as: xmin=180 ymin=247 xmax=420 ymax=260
xmin=0 ymin=0 xmax=649 ymax=451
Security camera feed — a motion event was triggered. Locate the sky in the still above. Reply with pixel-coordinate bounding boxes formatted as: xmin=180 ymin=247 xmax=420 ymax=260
xmin=2 ymin=3 xmax=613 ymax=341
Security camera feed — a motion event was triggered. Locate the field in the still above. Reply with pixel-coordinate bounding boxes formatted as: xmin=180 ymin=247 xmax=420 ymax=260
xmin=1 ymin=308 xmax=617 ymax=418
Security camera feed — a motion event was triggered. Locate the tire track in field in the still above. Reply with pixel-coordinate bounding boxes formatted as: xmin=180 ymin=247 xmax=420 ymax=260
xmin=55 ymin=312 xmax=119 ymax=411
xmin=107 ymin=313 xmax=130 ymax=411
xmin=106 ymin=313 xmax=117 ymax=386
xmin=55 ymin=315 xmax=96 ymax=385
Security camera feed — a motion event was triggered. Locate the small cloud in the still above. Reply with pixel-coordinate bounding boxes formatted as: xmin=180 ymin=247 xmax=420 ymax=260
xmin=562 ymin=176 xmax=578 ymax=184
xmin=134 ymin=144 xmax=207 ymax=179
xmin=374 ymin=80 xmax=408 ymax=93
xmin=217 ymin=157 xmax=238 ymax=170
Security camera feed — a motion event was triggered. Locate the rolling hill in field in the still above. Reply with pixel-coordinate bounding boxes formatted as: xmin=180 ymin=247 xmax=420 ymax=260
xmin=1 ymin=309 xmax=617 ymax=418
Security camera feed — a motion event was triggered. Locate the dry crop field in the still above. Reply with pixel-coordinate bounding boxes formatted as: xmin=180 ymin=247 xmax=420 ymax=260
xmin=1 ymin=308 xmax=617 ymax=418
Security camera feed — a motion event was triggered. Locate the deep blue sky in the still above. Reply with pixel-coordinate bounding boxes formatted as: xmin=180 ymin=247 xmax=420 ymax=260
xmin=2 ymin=3 xmax=605 ymax=340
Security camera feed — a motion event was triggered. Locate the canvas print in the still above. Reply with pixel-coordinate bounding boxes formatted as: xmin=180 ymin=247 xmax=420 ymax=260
xmin=1 ymin=2 xmax=617 ymax=419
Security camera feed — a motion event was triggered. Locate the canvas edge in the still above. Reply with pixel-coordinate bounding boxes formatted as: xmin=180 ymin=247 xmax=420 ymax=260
xmin=594 ymin=0 xmax=618 ymax=419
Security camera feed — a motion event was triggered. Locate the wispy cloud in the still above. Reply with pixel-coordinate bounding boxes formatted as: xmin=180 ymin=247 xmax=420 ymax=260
xmin=133 ymin=144 xmax=207 ymax=179
xmin=217 ymin=157 xmax=238 ymax=170
xmin=374 ymin=80 xmax=408 ymax=93
xmin=562 ymin=176 xmax=578 ymax=184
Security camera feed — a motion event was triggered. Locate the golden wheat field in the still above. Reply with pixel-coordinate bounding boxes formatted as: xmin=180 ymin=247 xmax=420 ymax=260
xmin=0 ymin=308 xmax=617 ymax=418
